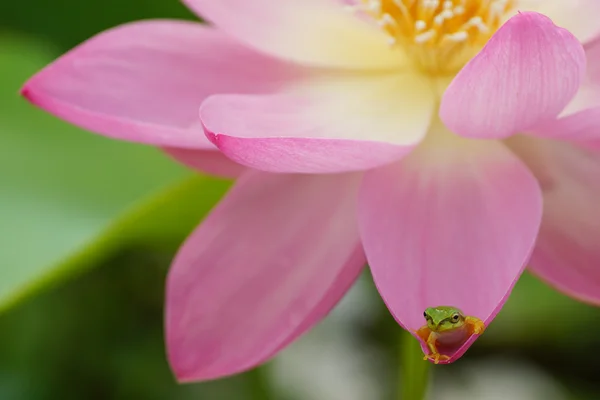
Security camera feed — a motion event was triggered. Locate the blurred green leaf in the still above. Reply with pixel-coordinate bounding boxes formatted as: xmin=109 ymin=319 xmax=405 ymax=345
xmin=400 ymin=329 xmax=430 ymax=400
xmin=0 ymin=33 xmax=229 ymax=311
xmin=2 ymin=174 xmax=231 ymax=312
xmin=0 ymin=247 xmax=257 ymax=400
xmin=1 ymin=0 xmax=197 ymax=52
xmin=486 ymin=272 xmax=600 ymax=345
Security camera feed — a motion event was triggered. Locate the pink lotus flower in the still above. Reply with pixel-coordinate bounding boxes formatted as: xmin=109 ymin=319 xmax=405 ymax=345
xmin=22 ymin=0 xmax=600 ymax=381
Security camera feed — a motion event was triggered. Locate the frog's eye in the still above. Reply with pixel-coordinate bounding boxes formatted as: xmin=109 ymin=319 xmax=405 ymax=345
xmin=451 ymin=313 xmax=460 ymax=322
xmin=423 ymin=312 xmax=428 ymax=318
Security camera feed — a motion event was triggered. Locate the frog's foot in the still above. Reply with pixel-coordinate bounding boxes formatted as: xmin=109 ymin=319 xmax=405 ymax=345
xmin=472 ymin=320 xmax=485 ymax=335
xmin=423 ymin=353 xmax=450 ymax=364
xmin=465 ymin=316 xmax=486 ymax=335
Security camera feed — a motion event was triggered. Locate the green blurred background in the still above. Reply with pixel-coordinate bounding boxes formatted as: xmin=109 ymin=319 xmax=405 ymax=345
xmin=1 ymin=1 xmax=600 ymax=399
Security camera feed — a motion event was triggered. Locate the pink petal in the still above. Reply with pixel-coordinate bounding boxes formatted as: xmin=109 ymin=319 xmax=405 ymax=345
xmin=586 ymin=38 xmax=600 ymax=84
xmin=558 ymin=38 xmax=600 ymax=117
xmin=166 ymin=171 xmax=366 ymax=381
xmin=162 ymin=148 xmax=246 ymax=178
xmin=183 ymin=0 xmax=405 ymax=69
xmin=507 ymin=136 xmax=600 ymax=305
xmin=358 ymin=134 xmax=542 ymax=363
xmin=527 ymin=40 xmax=600 ymax=147
xmin=440 ymin=12 xmax=585 ymax=139
xmin=201 ymin=73 xmax=435 ymax=173
xmin=22 ymin=20 xmax=305 ymax=148
xmin=527 ymin=107 xmax=600 ymax=150
xmin=517 ymin=0 xmax=600 ymax=44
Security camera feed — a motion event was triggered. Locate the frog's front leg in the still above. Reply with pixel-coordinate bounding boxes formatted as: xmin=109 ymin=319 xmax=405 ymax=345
xmin=414 ymin=325 xmax=431 ymax=343
xmin=423 ymin=332 xmax=450 ymax=364
xmin=465 ymin=316 xmax=485 ymax=335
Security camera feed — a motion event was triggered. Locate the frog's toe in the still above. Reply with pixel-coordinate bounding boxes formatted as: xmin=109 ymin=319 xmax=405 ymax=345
xmin=435 ymin=355 xmax=450 ymax=364
xmin=473 ymin=321 xmax=485 ymax=335
xmin=425 ymin=354 xmax=450 ymax=364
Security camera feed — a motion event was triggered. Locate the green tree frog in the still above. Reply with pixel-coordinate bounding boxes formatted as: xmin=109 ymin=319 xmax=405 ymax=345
xmin=415 ymin=306 xmax=485 ymax=364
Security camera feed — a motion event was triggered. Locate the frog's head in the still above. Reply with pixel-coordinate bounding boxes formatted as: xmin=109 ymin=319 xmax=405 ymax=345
xmin=423 ymin=306 xmax=465 ymax=332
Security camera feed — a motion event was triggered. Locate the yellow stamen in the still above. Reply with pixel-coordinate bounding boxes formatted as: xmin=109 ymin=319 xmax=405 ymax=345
xmin=355 ymin=0 xmax=515 ymax=74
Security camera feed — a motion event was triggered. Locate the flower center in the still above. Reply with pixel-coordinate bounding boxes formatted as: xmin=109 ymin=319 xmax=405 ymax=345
xmin=356 ymin=0 xmax=515 ymax=75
